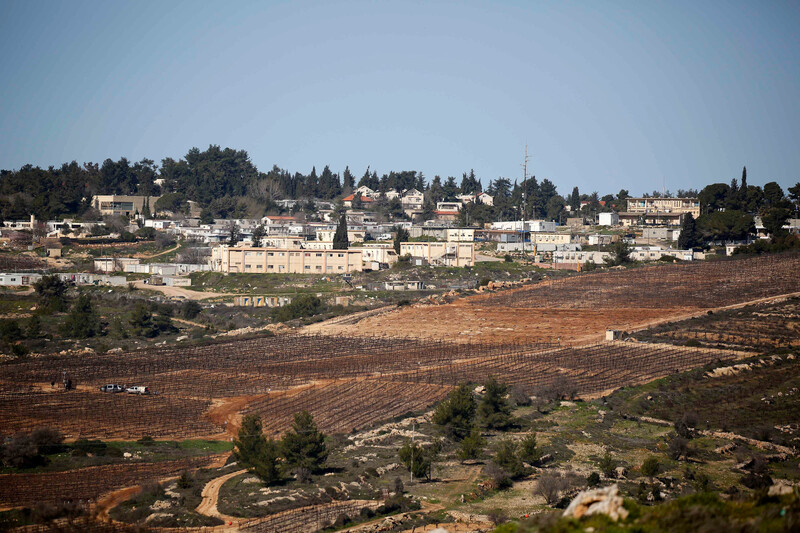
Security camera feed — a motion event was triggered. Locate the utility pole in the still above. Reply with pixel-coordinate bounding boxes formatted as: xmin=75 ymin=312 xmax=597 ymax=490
xmin=520 ymin=146 xmax=530 ymax=258
xmin=410 ymin=420 xmax=415 ymax=483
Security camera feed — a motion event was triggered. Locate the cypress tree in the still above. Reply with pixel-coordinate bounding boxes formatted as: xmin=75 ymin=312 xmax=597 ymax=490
xmin=333 ymin=214 xmax=349 ymax=249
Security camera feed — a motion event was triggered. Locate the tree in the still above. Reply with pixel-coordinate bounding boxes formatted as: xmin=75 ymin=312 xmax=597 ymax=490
xmin=234 ymin=414 xmax=281 ymax=484
xmin=398 ymin=440 xmax=431 ymax=481
xmin=569 ymin=187 xmax=581 ymax=211
xmin=494 ymin=438 xmax=524 ymax=478
xmin=199 ymin=209 xmax=214 ymax=225
xmin=61 ymin=293 xmax=102 ymax=338
xmin=697 ymin=210 xmax=755 ymax=241
xmin=226 ymin=222 xmax=241 ymax=245
xmin=252 ymin=224 xmax=266 ymax=247
xmin=761 ymin=207 xmax=791 ymax=238
xmin=477 ymin=378 xmax=512 ymax=430
xmin=604 ymin=241 xmax=631 ymax=266
xmin=33 ymin=275 xmax=68 ymax=312
xmin=333 ymin=214 xmax=349 ymax=250
xmin=698 ymin=183 xmax=731 ymax=214
xmin=431 ymin=383 xmax=476 ymax=440
xmin=788 ymin=182 xmax=800 ymax=205
xmin=281 ymin=411 xmax=327 ymax=473
xmin=393 ymin=226 xmax=410 ymax=255
xmin=677 ymin=213 xmax=699 ymax=249
xmin=518 ymin=433 xmax=540 ymax=464
xmin=763 ymin=181 xmax=785 ymax=207
xmin=129 ymin=303 xmax=176 ymax=338
xmin=457 ymin=427 xmax=484 ymax=462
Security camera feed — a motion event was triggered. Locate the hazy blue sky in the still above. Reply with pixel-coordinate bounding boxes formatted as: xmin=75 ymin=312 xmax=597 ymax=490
xmin=1 ymin=0 xmax=798 ymax=195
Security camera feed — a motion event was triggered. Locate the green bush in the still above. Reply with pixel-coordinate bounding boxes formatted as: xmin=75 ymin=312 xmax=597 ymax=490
xmin=271 ymin=294 xmax=325 ymax=322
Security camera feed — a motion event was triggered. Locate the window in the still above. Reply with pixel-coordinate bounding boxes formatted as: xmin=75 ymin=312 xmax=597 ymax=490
xmin=316 ymin=253 xmax=322 ymax=257
xmin=304 ymin=265 xmax=310 ymax=270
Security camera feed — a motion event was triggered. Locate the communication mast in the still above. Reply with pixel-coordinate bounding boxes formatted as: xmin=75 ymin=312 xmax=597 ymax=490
xmin=520 ymin=146 xmax=530 ymax=256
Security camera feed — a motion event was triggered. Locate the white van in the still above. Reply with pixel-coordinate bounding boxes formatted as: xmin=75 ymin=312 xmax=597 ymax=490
xmin=126 ymin=386 xmax=150 ymax=395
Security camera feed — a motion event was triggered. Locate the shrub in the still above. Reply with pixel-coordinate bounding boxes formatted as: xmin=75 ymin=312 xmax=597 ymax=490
xmin=518 ymin=433 xmax=540 ymax=465
xmin=494 ymin=439 xmax=524 ymax=479
xmin=587 ymin=472 xmax=601 ymax=487
xmin=503 ymin=254 xmax=513 ymax=263
xmin=641 ymin=456 xmax=660 ymax=477
xmin=599 ymin=451 xmax=617 ymax=477
xmin=272 ymin=294 xmax=325 ymax=322
xmin=534 ymin=473 xmax=568 ymax=505
xmin=457 ymin=427 xmax=484 ymax=461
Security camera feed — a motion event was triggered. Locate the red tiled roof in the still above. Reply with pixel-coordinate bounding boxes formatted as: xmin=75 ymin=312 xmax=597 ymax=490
xmin=343 ymin=194 xmax=374 ymax=202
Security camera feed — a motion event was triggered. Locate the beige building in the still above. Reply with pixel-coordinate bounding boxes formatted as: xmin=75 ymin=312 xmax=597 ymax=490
xmin=400 ymin=241 xmax=475 ymax=267
xmin=531 ymin=232 xmax=572 ymax=245
xmin=210 ymin=245 xmax=363 ymax=274
xmin=446 ymin=228 xmax=475 ymax=242
xmin=361 ymin=243 xmax=398 ymax=269
xmin=92 ymin=195 xmax=161 ymax=217
xmin=315 ymin=229 xmax=366 ymax=243
xmin=625 ymin=197 xmax=700 ymax=217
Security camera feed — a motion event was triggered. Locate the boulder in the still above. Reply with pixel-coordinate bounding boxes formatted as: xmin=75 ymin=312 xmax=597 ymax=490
xmin=563 ymin=484 xmax=629 ymax=522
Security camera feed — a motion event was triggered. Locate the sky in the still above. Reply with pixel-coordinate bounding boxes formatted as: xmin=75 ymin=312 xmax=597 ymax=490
xmin=1 ymin=0 xmax=799 ymax=196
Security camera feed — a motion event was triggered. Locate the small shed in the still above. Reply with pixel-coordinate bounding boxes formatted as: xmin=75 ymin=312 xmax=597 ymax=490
xmin=606 ymin=329 xmax=623 ymax=341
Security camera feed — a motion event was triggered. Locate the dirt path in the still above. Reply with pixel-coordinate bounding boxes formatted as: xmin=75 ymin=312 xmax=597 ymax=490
xmin=135 ymin=243 xmax=182 ymax=259
xmin=196 ymin=469 xmax=248 ymax=522
xmin=172 ymin=317 xmax=207 ymax=328
xmin=133 ymin=281 xmax=237 ymax=300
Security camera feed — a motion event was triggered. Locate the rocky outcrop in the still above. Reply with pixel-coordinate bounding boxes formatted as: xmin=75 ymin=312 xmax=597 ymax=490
xmin=563 ymin=484 xmax=629 ymax=522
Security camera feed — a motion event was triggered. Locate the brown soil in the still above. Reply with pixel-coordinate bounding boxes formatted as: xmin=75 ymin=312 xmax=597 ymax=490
xmin=309 ymin=300 xmax=690 ymax=344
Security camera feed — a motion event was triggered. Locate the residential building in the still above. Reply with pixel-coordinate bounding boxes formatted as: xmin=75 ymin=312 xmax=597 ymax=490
xmin=361 ymin=243 xmax=398 ymax=269
xmin=457 ymin=192 xmax=494 ymax=206
xmin=436 ymin=201 xmax=462 ymax=212
xmin=399 ymin=241 xmax=475 ymax=267
xmin=315 ymin=229 xmax=366 ymax=243
xmin=343 ymin=193 xmax=375 ymax=208
xmin=354 ymin=185 xmax=377 ymax=198
xmin=446 ymin=228 xmax=475 ymax=242
xmin=92 ymin=195 xmax=161 ymax=217
xmin=0 ymin=273 xmax=42 ymax=286
xmin=210 ymin=245 xmax=363 ymax=274
xmin=626 ymin=197 xmax=700 ymax=217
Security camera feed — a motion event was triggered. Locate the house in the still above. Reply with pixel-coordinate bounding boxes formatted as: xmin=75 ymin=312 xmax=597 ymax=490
xmin=399 ymin=241 xmax=475 ymax=267
xmin=528 ymin=220 xmax=556 ymax=232
xmin=210 ymin=245 xmax=364 ymax=274
xmin=262 ymin=215 xmax=298 ymax=226
xmin=457 ymin=192 xmax=494 ymax=206
xmin=343 ymin=194 xmax=375 ymax=208
xmin=436 ymin=201 xmax=462 ymax=212
xmin=92 ymin=195 xmax=161 ymax=217
xmin=642 ymin=227 xmax=680 ymax=241
xmin=354 ymin=185 xmax=377 ymax=198
xmin=598 ymin=212 xmax=619 ymax=226
xmin=401 ymin=189 xmax=424 ymax=217
xmin=434 ymin=210 xmax=459 ymax=222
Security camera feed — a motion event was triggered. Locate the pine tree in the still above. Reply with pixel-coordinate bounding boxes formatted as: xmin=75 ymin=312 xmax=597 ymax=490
xmin=432 ymin=383 xmax=476 ymax=440
xmin=281 ymin=411 xmax=328 ymax=473
xmin=333 ymin=214 xmax=349 ymax=249
xmin=477 ymin=378 xmax=512 ymax=430
xmin=234 ymin=414 xmax=281 ymax=484
xmin=570 ymin=187 xmax=581 ymax=211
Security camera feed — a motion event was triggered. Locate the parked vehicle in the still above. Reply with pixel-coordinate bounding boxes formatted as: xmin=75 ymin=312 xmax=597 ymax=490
xmin=100 ymin=384 xmax=124 ymax=393
xmin=126 ymin=386 xmax=150 ymax=395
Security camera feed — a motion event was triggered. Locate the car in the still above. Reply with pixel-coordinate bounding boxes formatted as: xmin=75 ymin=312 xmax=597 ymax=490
xmin=99 ymin=384 xmax=124 ymax=393
xmin=126 ymin=386 xmax=150 ymax=395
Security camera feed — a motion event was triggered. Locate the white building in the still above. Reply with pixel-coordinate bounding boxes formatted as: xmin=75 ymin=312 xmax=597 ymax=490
xmin=598 ymin=212 xmax=620 ymax=226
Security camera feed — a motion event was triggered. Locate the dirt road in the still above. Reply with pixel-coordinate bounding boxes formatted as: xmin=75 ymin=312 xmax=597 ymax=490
xmin=196 ymin=468 xmax=248 ymax=521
